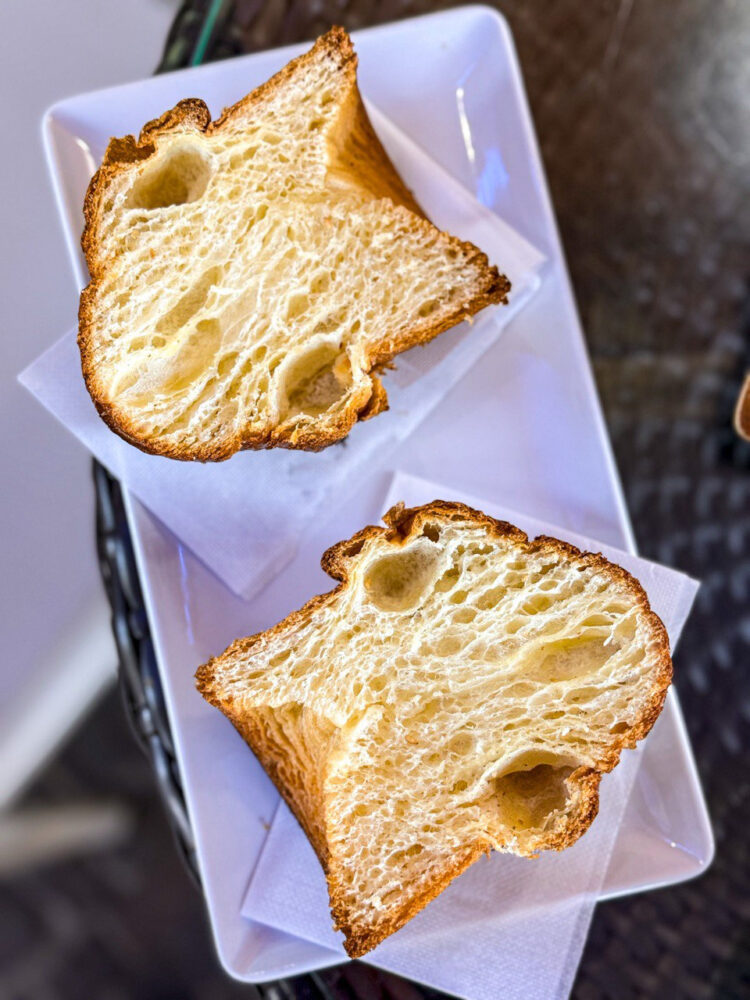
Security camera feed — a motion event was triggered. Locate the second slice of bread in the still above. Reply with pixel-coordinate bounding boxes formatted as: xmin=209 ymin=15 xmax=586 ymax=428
xmin=80 ymin=28 xmax=510 ymax=460
xmin=196 ymin=501 xmax=672 ymax=956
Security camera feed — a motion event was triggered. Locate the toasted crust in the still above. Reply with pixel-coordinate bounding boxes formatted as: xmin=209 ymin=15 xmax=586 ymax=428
xmin=79 ymin=29 xmax=510 ymax=461
xmin=196 ymin=500 xmax=672 ymax=956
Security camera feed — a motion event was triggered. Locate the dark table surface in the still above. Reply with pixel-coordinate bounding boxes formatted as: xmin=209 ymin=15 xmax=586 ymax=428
xmin=2 ymin=2 xmax=748 ymax=999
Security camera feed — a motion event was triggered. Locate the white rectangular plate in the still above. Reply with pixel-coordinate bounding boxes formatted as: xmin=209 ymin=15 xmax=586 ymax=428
xmin=43 ymin=4 xmax=712 ymax=984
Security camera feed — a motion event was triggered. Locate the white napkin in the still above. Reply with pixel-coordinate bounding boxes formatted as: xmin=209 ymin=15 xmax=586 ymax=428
xmin=19 ymin=108 xmax=544 ymax=600
xmin=241 ymin=471 xmax=699 ymax=1000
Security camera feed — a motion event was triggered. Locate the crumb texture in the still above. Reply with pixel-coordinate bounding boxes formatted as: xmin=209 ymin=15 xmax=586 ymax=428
xmin=80 ymin=29 xmax=509 ymax=459
xmin=196 ymin=501 xmax=671 ymax=955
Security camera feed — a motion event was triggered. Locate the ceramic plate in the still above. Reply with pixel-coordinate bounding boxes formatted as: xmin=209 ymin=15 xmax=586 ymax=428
xmin=43 ymin=5 xmax=712 ymax=982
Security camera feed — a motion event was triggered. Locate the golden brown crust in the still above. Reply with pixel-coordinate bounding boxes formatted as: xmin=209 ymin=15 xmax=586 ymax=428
xmin=78 ymin=28 xmax=510 ymax=462
xmin=333 ymin=840 xmax=488 ymax=957
xmin=221 ymin=702 xmax=335 ymax=866
xmin=196 ymin=500 xmax=673 ymax=956
xmin=325 ymin=66 xmax=425 ymax=218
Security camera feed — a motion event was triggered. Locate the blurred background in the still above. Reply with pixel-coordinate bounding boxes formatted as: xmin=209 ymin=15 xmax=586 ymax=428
xmin=2 ymin=1 xmax=749 ymax=998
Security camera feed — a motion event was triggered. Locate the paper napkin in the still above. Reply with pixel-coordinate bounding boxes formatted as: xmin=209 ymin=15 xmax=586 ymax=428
xmin=19 ymin=108 xmax=544 ymax=600
xmin=241 ymin=471 xmax=699 ymax=1000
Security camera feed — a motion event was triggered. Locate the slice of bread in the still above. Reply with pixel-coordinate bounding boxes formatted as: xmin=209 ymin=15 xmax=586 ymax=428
xmin=79 ymin=28 xmax=510 ymax=461
xmin=196 ymin=501 xmax=671 ymax=957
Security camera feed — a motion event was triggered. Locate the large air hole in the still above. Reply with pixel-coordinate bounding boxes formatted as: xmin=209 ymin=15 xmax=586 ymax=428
xmin=286 ymin=293 xmax=310 ymax=321
xmin=155 ymin=266 xmax=223 ymax=338
xmin=127 ymin=143 xmax=213 ymax=210
xmin=524 ymin=635 xmax=618 ymax=685
xmin=414 ymin=697 xmax=443 ymax=724
xmin=435 ymin=635 xmax=461 ymax=657
xmin=418 ymin=298 xmax=439 ymax=318
xmin=363 ymin=539 xmax=443 ymax=612
xmin=157 ymin=319 xmax=222 ymax=397
xmin=446 ymin=730 xmax=476 ymax=756
xmin=493 ymin=753 xmax=578 ymax=831
xmin=278 ymin=338 xmax=352 ymax=420
xmin=477 ymin=585 xmax=507 ymax=611
xmin=217 ymin=351 xmax=238 ymax=377
xmin=434 ymin=566 xmax=460 ymax=593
